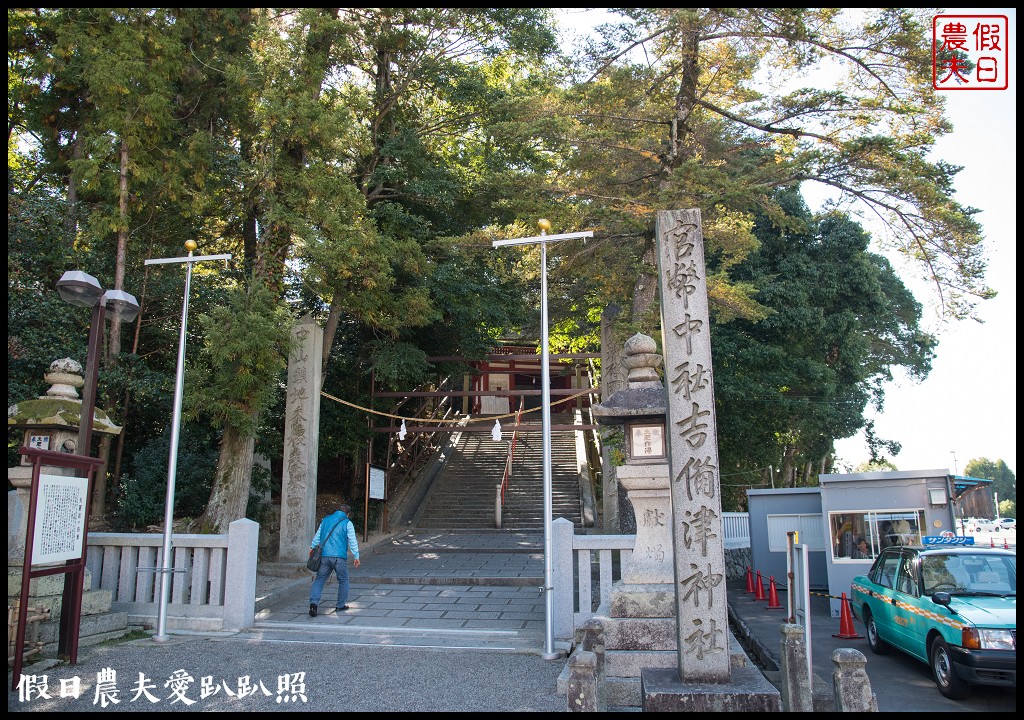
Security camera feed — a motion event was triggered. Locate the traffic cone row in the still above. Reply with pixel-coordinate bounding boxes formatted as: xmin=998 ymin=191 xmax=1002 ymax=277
xmin=744 ymin=565 xmax=868 ymax=642
xmin=746 ymin=567 xmax=784 ymax=609
xmin=753 ymin=570 xmax=767 ymax=601
xmin=832 ymin=592 xmax=864 ymax=639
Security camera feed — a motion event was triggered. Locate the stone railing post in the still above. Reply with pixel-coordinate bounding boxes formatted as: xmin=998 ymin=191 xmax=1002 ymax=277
xmin=780 ymin=623 xmax=813 ymax=712
xmin=566 ymin=650 xmax=599 ymax=712
xmin=223 ymin=518 xmax=259 ymax=631
xmin=552 ymin=517 xmax=575 ymax=640
xmin=832 ymin=648 xmax=878 ymax=712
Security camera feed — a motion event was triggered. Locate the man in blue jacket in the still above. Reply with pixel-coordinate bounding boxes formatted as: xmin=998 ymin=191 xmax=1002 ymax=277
xmin=308 ymin=503 xmax=361 ymax=617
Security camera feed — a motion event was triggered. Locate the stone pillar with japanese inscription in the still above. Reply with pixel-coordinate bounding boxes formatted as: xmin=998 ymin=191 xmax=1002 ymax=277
xmin=655 ymin=209 xmax=730 ymax=683
xmin=278 ymin=316 xmax=324 ymax=562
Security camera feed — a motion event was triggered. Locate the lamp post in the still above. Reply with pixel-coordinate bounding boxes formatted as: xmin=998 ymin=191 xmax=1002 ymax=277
xmin=145 ymin=241 xmax=231 ymax=642
xmin=56 ymin=270 xmax=140 ymax=460
xmin=493 ymin=219 xmax=592 ymax=660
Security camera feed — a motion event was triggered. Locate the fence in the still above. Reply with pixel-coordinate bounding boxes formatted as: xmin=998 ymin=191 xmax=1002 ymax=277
xmin=551 ymin=512 xmax=750 ymax=640
xmin=723 ymin=511 xmax=751 ymax=548
xmin=84 ymin=518 xmax=259 ymax=632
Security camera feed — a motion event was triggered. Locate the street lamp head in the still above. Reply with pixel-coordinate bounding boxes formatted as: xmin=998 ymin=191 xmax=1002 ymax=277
xmin=56 ymin=270 xmax=104 ymax=308
xmin=103 ymin=289 xmax=141 ymax=323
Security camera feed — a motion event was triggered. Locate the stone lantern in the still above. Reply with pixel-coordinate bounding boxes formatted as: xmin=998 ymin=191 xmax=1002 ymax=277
xmin=592 ymin=333 xmax=673 ymax=585
xmin=7 ymin=358 xmax=121 ymax=565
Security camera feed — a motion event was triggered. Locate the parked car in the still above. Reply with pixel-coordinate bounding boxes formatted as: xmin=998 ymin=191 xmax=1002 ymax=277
xmin=959 ymin=517 xmax=985 ymax=533
xmin=851 ymin=543 xmax=1016 ymax=700
xmin=973 ymin=518 xmax=997 ymax=532
xmin=996 ymin=518 xmax=1016 ymax=531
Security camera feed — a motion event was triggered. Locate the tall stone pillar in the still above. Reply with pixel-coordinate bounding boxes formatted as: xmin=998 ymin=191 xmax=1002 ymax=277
xmin=278 ymin=316 xmax=324 ymax=562
xmin=599 ymin=304 xmax=630 ymax=534
xmin=655 ymin=209 xmax=731 ymax=683
xmin=640 ymin=209 xmax=779 ymax=711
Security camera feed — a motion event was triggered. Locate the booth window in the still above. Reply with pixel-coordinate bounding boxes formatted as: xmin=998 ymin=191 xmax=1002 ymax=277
xmin=828 ymin=509 xmax=925 ymax=561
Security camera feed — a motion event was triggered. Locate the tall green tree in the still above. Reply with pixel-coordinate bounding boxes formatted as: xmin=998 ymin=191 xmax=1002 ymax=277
xmin=712 ymin=191 xmax=935 ymax=508
xmin=964 ymin=458 xmax=1016 ymax=505
xmin=546 ymin=8 xmax=992 ymax=327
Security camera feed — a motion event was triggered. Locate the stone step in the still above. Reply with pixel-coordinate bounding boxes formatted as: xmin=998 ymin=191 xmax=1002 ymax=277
xmin=34 ymin=607 xmax=131 ymax=645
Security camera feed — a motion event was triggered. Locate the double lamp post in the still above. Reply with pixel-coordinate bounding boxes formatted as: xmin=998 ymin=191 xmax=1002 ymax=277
xmin=56 ymin=270 xmax=140 ymax=458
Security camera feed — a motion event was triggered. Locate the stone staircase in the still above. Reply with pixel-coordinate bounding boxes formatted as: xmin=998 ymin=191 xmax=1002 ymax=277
xmin=414 ymin=414 xmax=583 ymax=530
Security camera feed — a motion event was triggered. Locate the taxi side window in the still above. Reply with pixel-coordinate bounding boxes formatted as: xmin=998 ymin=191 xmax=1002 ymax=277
xmin=872 ymin=553 xmax=901 ymax=589
xmin=896 ymin=554 xmax=919 ymax=596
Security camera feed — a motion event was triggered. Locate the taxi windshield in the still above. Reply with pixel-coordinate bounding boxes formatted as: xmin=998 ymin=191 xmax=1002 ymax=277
xmin=920 ymin=553 xmax=1016 ymax=597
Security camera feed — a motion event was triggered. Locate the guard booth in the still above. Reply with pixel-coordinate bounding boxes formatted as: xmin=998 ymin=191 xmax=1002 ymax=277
xmin=747 ymin=470 xmax=994 ymax=617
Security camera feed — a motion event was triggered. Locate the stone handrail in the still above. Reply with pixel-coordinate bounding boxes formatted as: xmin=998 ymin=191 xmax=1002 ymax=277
xmin=84 ymin=518 xmax=259 ymax=632
xmin=552 ymin=513 xmax=751 ymax=640
xmin=551 ymin=518 xmax=635 ymax=641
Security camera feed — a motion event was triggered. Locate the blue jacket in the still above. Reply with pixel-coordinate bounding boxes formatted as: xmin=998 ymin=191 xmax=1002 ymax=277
xmin=311 ymin=510 xmax=359 ymax=560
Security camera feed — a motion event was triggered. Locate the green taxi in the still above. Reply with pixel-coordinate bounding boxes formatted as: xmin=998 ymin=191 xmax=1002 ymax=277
xmin=850 ymin=541 xmax=1016 ymax=699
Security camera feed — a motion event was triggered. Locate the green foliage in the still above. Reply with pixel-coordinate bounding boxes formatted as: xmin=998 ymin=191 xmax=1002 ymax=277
xmin=366 ymin=341 xmax=432 ymax=391
xmin=115 ymin=425 xmax=219 ymax=529
xmin=713 ymin=190 xmax=935 ymax=487
xmin=964 ymin=458 xmax=1016 ymax=504
xmin=188 ymin=284 xmax=293 ymax=436
xmin=854 ymin=459 xmax=898 ymax=473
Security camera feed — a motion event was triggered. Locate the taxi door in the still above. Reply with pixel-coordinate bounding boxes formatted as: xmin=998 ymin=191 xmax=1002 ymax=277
xmin=889 ymin=551 xmax=925 ymax=658
xmin=865 ymin=550 xmax=903 ymax=647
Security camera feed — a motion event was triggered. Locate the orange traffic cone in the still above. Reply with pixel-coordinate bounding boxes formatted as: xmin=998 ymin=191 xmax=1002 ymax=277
xmin=754 ymin=571 xmax=767 ymax=601
xmin=745 ymin=566 xmax=755 ymax=594
xmin=1004 ymin=538 xmax=1010 ymax=549
xmin=832 ymin=592 xmax=864 ymax=639
xmin=990 ymin=538 xmax=995 ymax=548
xmin=766 ymin=576 xmax=783 ymax=609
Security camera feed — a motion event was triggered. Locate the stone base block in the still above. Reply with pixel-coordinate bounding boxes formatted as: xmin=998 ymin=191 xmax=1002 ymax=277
xmin=641 ymin=665 xmax=781 ymax=712
xmin=8 ymin=566 xmax=93 ymax=597
xmin=609 ymin=583 xmax=675 ymax=618
xmin=606 ymin=649 xmax=676 ymax=677
xmin=603 ymin=617 xmax=676 ymax=649
xmin=9 ymin=588 xmax=113 ymax=618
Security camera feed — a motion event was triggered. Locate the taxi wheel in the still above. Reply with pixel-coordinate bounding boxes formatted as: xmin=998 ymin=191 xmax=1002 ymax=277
xmin=863 ymin=608 xmax=890 ymax=655
xmin=930 ymin=637 xmax=970 ymax=700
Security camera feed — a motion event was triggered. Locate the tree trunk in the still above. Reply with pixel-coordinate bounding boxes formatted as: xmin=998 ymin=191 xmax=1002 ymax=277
xmin=632 ymin=16 xmax=701 ymax=325
xmin=780 ymin=445 xmax=797 ymax=488
xmin=630 ymin=243 xmax=659 ymax=325
xmin=200 ymin=421 xmax=257 ymax=533
xmin=599 ymin=304 xmax=629 ymax=532
xmin=66 ymin=132 xmax=82 ymax=238
xmin=321 ymin=293 xmax=344 ymax=382
xmin=109 ymin=136 xmax=130 ymax=359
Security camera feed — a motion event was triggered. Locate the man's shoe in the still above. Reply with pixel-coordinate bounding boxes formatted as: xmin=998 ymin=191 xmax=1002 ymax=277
xmin=309 ymin=603 xmax=317 ymax=617
xmin=336 ymin=605 xmax=349 ymax=611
